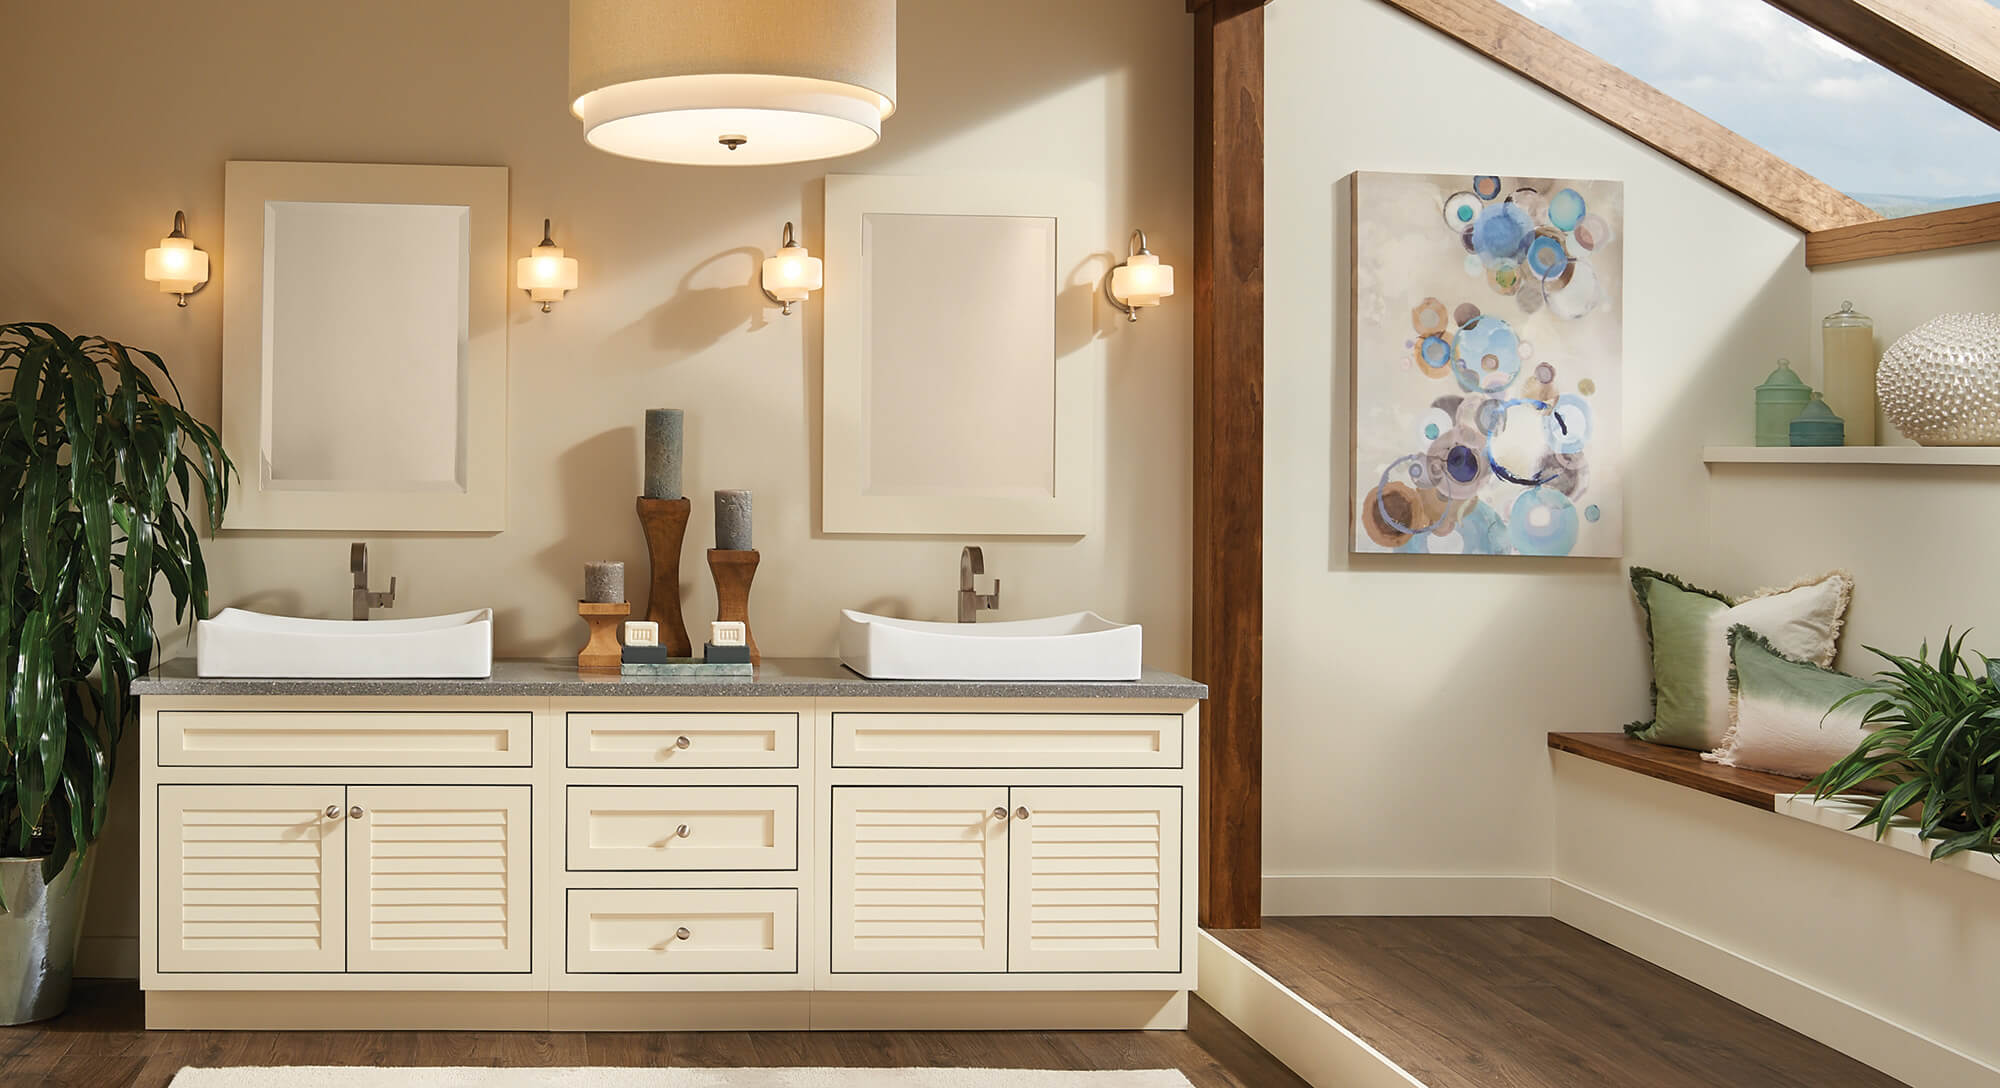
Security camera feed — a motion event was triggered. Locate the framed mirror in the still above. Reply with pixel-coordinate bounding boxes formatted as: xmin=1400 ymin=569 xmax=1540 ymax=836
xmin=222 ymin=161 xmax=508 ymax=531
xmin=822 ymin=174 xmax=1101 ymax=536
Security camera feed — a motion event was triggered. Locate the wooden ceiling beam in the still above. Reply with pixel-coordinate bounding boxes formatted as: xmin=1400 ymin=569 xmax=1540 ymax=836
xmin=1806 ymin=198 xmax=2000 ymax=264
xmin=1762 ymin=0 xmax=2000 ymax=132
xmin=1376 ymin=0 xmax=1880 ymax=233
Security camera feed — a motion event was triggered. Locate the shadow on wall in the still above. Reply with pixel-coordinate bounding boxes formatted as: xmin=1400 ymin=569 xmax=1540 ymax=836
xmin=620 ymin=246 xmax=768 ymax=360
xmin=526 ymin=425 xmax=640 ymax=657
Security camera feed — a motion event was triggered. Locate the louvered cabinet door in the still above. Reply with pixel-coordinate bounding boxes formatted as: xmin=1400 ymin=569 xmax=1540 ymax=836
xmin=157 ymin=785 xmax=347 ymax=974
xmin=1006 ymin=786 xmax=1182 ymax=973
xmin=345 ymin=785 xmax=531 ymax=974
xmin=830 ymin=786 xmax=1009 ymax=974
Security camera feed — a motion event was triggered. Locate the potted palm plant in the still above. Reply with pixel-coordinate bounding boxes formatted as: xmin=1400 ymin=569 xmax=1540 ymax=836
xmin=0 ymin=322 xmax=230 ymax=1022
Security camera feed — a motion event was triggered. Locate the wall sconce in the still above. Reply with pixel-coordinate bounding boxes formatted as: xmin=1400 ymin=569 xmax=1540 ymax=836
xmin=1105 ymin=229 xmax=1175 ymax=323
xmin=516 ymin=218 xmax=580 ymax=313
xmin=759 ymin=221 xmax=822 ymax=316
xmin=142 ymin=211 xmax=210 ymax=307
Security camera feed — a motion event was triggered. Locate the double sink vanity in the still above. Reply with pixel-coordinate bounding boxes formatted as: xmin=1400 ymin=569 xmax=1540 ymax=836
xmin=132 ymin=578 xmax=1202 ymax=1032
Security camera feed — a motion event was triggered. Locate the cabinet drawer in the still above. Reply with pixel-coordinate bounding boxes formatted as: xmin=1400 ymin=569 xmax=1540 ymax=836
xmin=566 ymin=712 xmax=798 ymax=769
xmin=830 ymin=712 xmax=1183 ymax=769
xmin=566 ymin=888 xmax=797 ymax=974
xmin=159 ymin=710 xmax=532 ymax=767
xmin=566 ymin=786 xmax=798 ymax=871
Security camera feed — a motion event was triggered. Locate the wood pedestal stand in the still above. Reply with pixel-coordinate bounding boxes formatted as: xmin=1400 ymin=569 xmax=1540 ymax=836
xmin=577 ymin=601 xmax=629 ymax=672
xmin=636 ymin=496 xmax=694 ymax=657
xmin=707 ymin=549 xmax=760 ymax=664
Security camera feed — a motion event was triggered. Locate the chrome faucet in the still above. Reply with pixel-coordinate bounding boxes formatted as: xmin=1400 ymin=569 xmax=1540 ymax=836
xmin=958 ymin=546 xmax=1000 ymax=623
xmin=351 ymin=543 xmax=396 ymax=621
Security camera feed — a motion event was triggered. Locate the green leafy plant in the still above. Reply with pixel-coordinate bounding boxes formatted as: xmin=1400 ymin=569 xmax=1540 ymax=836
xmin=1 ymin=322 xmax=231 ymax=884
xmin=1811 ymin=630 xmax=2000 ymax=860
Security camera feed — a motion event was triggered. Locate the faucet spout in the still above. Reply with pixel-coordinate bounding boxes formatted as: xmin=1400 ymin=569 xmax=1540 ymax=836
xmin=351 ymin=543 xmax=396 ymax=620
xmin=957 ymin=546 xmax=1000 ymax=623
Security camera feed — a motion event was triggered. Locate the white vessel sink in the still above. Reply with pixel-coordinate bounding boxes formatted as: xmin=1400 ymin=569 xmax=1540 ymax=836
xmin=839 ymin=610 xmax=1142 ymax=682
xmin=196 ymin=608 xmax=494 ymax=679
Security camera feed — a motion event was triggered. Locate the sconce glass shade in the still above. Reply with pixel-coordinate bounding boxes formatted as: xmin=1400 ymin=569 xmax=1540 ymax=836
xmin=144 ymin=228 xmax=209 ymax=298
xmin=517 ymin=220 xmax=580 ymax=312
xmin=1110 ymin=252 xmax=1174 ymax=309
xmin=568 ymin=0 xmax=896 ymax=166
xmin=761 ymin=244 xmax=823 ymax=304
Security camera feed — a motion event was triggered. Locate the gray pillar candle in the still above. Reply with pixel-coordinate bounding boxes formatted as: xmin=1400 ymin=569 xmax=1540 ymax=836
xmin=643 ymin=409 xmax=684 ymax=500
xmin=583 ymin=560 xmax=625 ymax=603
xmin=715 ymin=489 xmax=753 ymax=551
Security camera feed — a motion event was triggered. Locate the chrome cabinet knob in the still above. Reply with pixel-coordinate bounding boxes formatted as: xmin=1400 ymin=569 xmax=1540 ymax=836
xmin=991 ymin=807 xmax=1009 ymax=821
xmin=674 ymin=926 xmax=692 ymax=941
xmin=1014 ymin=806 xmax=1031 ymax=821
xmin=674 ymin=735 xmax=692 ymax=750
xmin=323 ymin=805 xmax=341 ymax=820
xmin=675 ymin=823 xmax=691 ymax=838
xmin=349 ymin=805 xmax=366 ymax=820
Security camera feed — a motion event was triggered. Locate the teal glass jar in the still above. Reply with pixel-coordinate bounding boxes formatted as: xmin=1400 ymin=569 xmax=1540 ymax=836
xmin=1755 ymin=359 xmax=1812 ymax=447
xmin=1789 ymin=392 xmax=1845 ymax=447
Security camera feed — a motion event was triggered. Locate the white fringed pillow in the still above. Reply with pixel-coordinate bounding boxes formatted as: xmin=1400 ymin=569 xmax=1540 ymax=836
xmin=1704 ymin=625 xmax=1876 ymax=780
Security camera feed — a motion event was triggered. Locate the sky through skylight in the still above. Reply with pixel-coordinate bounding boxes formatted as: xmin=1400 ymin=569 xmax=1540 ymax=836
xmin=1497 ymin=0 xmax=2000 ymax=217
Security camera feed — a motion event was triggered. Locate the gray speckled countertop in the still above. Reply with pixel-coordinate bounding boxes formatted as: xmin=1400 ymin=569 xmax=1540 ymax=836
xmin=131 ymin=657 xmax=1207 ymax=701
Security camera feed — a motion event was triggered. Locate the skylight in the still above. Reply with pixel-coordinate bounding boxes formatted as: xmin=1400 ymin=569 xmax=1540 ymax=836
xmin=1497 ymin=0 xmax=2000 ymax=218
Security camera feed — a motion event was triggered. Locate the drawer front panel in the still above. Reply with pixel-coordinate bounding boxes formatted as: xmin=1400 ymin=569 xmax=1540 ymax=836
xmin=831 ymin=712 xmax=1183 ymax=769
xmin=566 ymin=888 xmax=797 ymax=974
xmin=160 ymin=710 xmax=532 ymax=768
xmin=566 ymin=786 xmax=799 ymax=871
xmin=566 ymin=712 xmax=799 ymax=770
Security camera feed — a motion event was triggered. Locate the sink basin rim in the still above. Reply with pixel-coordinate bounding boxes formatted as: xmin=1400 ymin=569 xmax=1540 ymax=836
xmin=839 ymin=609 xmax=1142 ymax=682
xmin=196 ymin=607 xmax=494 ymax=679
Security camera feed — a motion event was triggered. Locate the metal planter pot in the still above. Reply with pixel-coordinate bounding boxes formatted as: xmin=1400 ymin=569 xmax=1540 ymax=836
xmin=0 ymin=853 xmax=95 ymax=1025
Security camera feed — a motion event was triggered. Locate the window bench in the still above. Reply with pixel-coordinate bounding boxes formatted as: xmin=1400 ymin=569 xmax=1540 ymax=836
xmin=1547 ymin=731 xmax=2000 ymax=884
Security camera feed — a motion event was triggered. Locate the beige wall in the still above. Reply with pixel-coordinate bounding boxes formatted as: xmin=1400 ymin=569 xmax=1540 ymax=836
xmin=0 ymin=0 xmax=1194 ymax=968
xmin=1265 ymin=0 xmax=1811 ymax=902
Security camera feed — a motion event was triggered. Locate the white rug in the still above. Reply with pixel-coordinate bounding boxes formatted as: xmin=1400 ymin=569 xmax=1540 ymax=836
xmin=168 ymin=1069 xmax=1195 ymax=1088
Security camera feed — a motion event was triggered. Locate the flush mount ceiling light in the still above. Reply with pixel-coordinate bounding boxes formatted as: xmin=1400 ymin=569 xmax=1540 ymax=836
xmin=568 ymin=0 xmax=897 ymax=167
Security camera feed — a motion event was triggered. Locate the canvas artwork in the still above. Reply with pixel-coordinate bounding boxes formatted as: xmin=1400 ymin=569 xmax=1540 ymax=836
xmin=1350 ymin=171 xmax=1623 ymax=557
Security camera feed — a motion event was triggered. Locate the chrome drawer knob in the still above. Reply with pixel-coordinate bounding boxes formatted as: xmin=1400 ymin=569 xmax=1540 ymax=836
xmin=674 ymin=735 xmax=692 ymax=750
xmin=349 ymin=805 xmax=366 ymax=820
xmin=991 ymin=807 xmax=1008 ymax=821
xmin=675 ymin=823 xmax=691 ymax=838
xmin=1015 ymin=806 xmax=1032 ymax=821
xmin=323 ymin=805 xmax=341 ymax=820
xmin=674 ymin=926 xmax=692 ymax=941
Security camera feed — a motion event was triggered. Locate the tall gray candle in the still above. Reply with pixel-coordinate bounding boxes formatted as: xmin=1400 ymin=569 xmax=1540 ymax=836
xmin=643 ymin=409 xmax=684 ymax=500
xmin=715 ymin=489 xmax=753 ymax=551
xmin=583 ymin=561 xmax=625 ymax=603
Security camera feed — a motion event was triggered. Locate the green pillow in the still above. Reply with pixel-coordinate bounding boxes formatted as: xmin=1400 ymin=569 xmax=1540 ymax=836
xmin=1705 ymin=626 xmax=1874 ymax=779
xmin=1625 ymin=567 xmax=1852 ymax=750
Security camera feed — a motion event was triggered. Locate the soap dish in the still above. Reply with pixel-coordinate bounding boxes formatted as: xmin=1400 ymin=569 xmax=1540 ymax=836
xmin=619 ymin=658 xmax=754 ymax=678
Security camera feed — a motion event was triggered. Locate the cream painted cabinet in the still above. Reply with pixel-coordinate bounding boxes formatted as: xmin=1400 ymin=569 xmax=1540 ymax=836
xmin=345 ymin=785 xmax=531 ymax=974
xmin=828 ymin=784 xmax=1184 ymax=977
xmin=158 ymin=785 xmax=348 ymax=975
xmin=1007 ymin=786 xmax=1181 ymax=974
xmin=829 ymin=786 xmax=1010 ymax=974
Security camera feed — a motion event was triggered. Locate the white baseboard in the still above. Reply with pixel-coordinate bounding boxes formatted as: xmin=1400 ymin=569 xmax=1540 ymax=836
xmin=1551 ymin=880 xmax=1999 ymax=1088
xmin=77 ymin=935 xmax=138 ymax=979
xmin=1262 ymin=873 xmax=1551 ymax=916
xmin=1195 ymin=932 xmax=1424 ymax=1088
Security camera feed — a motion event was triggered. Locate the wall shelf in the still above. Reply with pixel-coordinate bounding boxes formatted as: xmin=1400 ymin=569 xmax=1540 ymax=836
xmin=1703 ymin=445 xmax=2000 ymax=467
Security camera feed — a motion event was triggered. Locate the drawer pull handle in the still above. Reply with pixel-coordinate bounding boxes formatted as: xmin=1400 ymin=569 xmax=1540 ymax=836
xmin=1015 ymin=806 xmax=1032 ymax=821
xmin=675 ymin=823 xmax=691 ymax=838
xmin=323 ymin=805 xmax=341 ymax=820
xmin=674 ymin=926 xmax=692 ymax=942
xmin=675 ymin=735 xmax=692 ymax=750
xmin=349 ymin=805 xmax=366 ymax=820
xmin=991 ymin=807 xmax=1008 ymax=821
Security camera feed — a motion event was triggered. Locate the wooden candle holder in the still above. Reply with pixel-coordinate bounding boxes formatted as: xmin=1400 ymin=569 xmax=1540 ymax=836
xmin=707 ymin=549 xmax=760 ymax=664
xmin=577 ymin=600 xmax=630 ymax=672
xmin=636 ymin=496 xmax=694 ymax=657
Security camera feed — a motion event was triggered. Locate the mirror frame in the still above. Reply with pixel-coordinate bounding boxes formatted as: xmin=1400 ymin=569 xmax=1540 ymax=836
xmin=821 ymin=174 xmax=1102 ymax=536
xmin=221 ymin=161 xmax=509 ymax=531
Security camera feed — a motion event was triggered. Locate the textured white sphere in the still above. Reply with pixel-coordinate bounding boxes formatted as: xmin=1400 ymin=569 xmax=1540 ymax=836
xmin=1877 ymin=313 xmax=2000 ymax=446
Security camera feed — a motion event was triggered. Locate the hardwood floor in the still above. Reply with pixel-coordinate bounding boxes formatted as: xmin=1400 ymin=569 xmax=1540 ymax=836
xmin=1211 ymin=916 xmax=1909 ymax=1088
xmin=0 ymin=980 xmax=1306 ymax=1088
